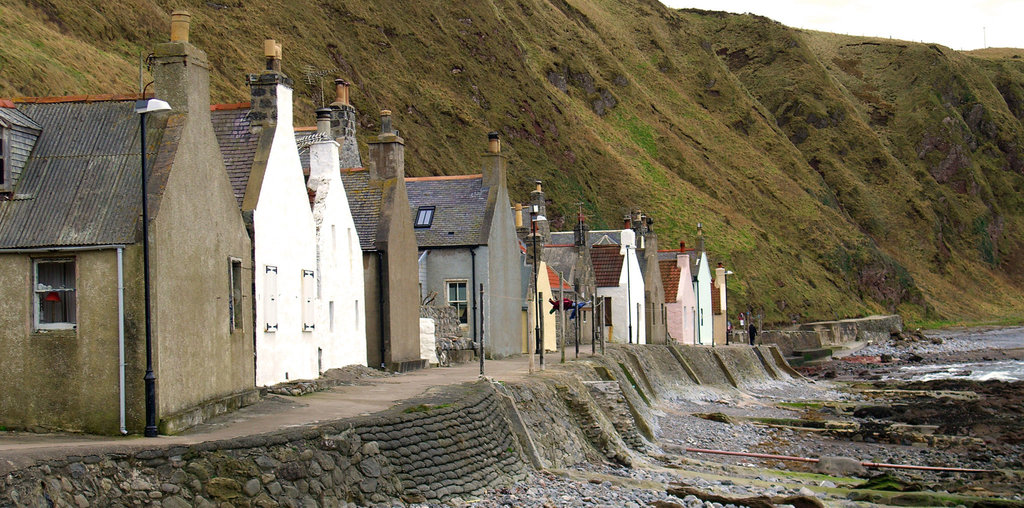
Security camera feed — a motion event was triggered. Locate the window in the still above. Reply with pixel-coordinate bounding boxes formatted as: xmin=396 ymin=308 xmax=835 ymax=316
xmin=302 ymin=269 xmax=315 ymax=331
xmin=354 ymin=300 xmax=360 ymax=328
xmin=229 ymin=258 xmax=243 ymax=331
xmin=264 ymin=266 xmax=278 ymax=332
xmin=329 ymin=301 xmax=335 ymax=332
xmin=604 ymin=296 xmax=613 ymax=325
xmin=414 ymin=206 xmax=435 ymax=228
xmin=34 ymin=258 xmax=76 ymax=330
xmin=446 ymin=280 xmax=468 ymax=324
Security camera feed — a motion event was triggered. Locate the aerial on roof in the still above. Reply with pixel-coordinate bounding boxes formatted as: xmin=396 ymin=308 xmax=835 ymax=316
xmin=0 ymin=100 xmax=179 ymax=249
xmin=405 ymin=174 xmax=489 ymax=247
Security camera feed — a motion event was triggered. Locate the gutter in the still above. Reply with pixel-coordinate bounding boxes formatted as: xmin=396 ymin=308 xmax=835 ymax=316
xmin=377 ymin=251 xmax=387 ymax=369
xmin=0 ymin=244 xmax=127 ymax=253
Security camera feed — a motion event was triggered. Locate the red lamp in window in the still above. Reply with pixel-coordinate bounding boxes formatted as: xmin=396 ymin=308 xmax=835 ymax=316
xmin=44 ymin=291 xmax=61 ymax=303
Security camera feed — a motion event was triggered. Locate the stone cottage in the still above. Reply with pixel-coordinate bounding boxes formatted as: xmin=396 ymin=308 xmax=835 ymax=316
xmin=405 ymin=133 xmax=521 ymax=359
xmin=339 ymin=111 xmax=425 ymax=371
xmin=0 ymin=13 xmax=255 ymax=435
xmin=629 ymin=210 xmax=667 ymax=345
xmin=211 ymin=41 xmax=321 ymax=386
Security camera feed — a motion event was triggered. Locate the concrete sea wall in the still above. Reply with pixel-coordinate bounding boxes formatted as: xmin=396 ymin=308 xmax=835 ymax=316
xmin=0 ymin=344 xmax=798 ymax=507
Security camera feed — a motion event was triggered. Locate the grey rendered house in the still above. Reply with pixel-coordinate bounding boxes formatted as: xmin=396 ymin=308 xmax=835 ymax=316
xmin=0 ymin=17 xmax=256 ymax=435
xmin=339 ymin=111 xmax=426 ymax=372
xmin=406 ymin=134 xmax=521 ymax=358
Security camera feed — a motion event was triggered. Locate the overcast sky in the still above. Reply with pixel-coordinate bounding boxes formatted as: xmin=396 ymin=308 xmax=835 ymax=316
xmin=660 ymin=1 xmax=1023 ymax=51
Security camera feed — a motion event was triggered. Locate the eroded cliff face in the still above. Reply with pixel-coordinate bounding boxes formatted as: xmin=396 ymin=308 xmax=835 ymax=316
xmin=2 ymin=0 xmax=1023 ymax=323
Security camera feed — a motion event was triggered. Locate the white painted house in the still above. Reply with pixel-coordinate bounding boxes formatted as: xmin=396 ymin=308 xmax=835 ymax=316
xmin=305 ymin=108 xmax=367 ymax=368
xmin=212 ymin=41 xmax=319 ymax=386
xmin=692 ymin=230 xmax=713 ymax=346
xmin=591 ymin=223 xmax=646 ymax=344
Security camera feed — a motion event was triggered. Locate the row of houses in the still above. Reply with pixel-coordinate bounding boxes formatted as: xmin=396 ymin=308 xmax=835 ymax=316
xmin=0 ymin=13 xmax=733 ymax=436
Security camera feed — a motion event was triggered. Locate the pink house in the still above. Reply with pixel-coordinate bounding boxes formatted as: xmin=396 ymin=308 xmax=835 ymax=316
xmin=659 ymin=242 xmax=697 ymax=344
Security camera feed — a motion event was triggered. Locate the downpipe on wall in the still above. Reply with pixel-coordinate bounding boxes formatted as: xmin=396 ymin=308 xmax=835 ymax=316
xmin=117 ymin=246 xmax=127 ymax=435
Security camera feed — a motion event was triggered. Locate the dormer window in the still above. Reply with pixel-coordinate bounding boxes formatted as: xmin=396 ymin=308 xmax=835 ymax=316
xmin=0 ymin=120 xmax=9 ymax=192
xmin=415 ymin=206 xmax=435 ymax=228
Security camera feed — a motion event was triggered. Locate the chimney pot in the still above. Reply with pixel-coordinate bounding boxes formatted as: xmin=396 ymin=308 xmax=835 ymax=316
xmin=679 ymin=240 xmax=686 ymax=252
xmin=334 ymin=78 xmax=350 ymax=106
xmin=170 ymin=10 xmax=191 ymax=43
xmin=380 ymin=109 xmax=393 ymax=134
xmin=534 ymin=180 xmax=542 ymax=193
xmin=275 ymin=43 xmax=282 ymax=60
xmin=263 ymin=39 xmax=276 ymax=58
xmin=515 ymin=203 xmax=523 ymax=228
xmin=487 ymin=132 xmax=500 ymax=153
xmin=624 ymin=216 xmax=632 ymax=229
xmin=315 ymin=108 xmax=332 ymax=136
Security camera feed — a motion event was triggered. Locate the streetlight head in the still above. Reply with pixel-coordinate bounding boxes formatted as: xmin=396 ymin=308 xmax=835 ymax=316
xmin=533 ymin=214 xmax=547 ymax=222
xmin=726 ymin=270 xmax=734 ymax=275
xmin=135 ymin=99 xmax=172 ymax=114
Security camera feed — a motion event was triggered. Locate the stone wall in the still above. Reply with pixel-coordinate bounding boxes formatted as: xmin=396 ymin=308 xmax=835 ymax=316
xmin=0 ymin=382 xmax=526 ymax=507
xmin=756 ymin=330 xmax=821 ymax=356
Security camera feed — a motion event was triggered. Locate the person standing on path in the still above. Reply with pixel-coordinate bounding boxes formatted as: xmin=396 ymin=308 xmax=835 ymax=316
xmin=748 ymin=323 xmax=757 ymax=345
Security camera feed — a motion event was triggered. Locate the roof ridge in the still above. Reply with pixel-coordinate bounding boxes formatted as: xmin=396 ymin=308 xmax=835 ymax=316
xmin=294 ymin=125 xmax=317 ymax=132
xmin=211 ymin=102 xmax=251 ymax=111
xmin=340 ymin=167 xmax=367 ymax=173
xmin=12 ymin=93 xmax=152 ymax=104
xmin=406 ymin=174 xmax=482 ymax=182
xmin=545 ymin=243 xmax=574 ymax=248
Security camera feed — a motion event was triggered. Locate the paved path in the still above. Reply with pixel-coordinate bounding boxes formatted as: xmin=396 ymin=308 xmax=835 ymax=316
xmin=0 ymin=352 xmax=597 ymax=475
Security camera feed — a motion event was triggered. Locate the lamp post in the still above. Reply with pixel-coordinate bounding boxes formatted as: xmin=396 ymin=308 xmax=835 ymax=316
xmin=625 ymin=241 xmax=633 ymax=345
xmin=135 ymin=98 xmax=171 ymax=438
xmin=530 ymin=205 xmax=546 ymax=370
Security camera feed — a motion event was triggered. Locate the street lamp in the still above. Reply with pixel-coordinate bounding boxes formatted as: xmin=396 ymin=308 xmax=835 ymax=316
xmin=135 ymin=98 xmax=171 ymax=437
xmin=530 ymin=204 xmax=546 ymax=370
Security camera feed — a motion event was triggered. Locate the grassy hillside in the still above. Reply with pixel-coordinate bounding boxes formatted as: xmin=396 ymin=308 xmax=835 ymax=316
xmin=2 ymin=0 xmax=1023 ymax=325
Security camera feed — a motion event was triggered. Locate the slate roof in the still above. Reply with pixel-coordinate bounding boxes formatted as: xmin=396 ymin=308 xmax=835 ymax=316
xmin=405 ymin=175 xmax=489 ymax=247
xmin=0 ymin=99 xmax=174 ymax=248
xmin=210 ymin=105 xmax=257 ymax=207
xmin=339 ymin=168 xmax=381 ymax=251
xmin=591 ymin=244 xmax=623 ymax=287
xmin=660 ymin=259 xmax=681 ymax=303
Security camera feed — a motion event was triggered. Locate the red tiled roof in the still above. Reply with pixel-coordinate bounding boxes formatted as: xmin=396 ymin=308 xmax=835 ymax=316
xmin=660 ymin=259 xmax=681 ymax=303
xmin=547 ymin=265 xmax=571 ymax=291
xmin=592 ymin=244 xmax=623 ymax=287
xmin=711 ymin=279 xmax=722 ymax=315
xmin=13 ymin=93 xmax=151 ymax=104
xmin=0 ymin=99 xmax=15 ymax=108
xmin=295 ymin=125 xmax=317 ymax=132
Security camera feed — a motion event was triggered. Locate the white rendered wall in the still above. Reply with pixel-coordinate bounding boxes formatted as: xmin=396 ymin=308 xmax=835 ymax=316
xmin=309 ymin=136 xmax=367 ymax=370
xmin=694 ymin=252 xmax=713 ymax=345
xmin=620 ymin=246 xmax=647 ymax=345
xmin=253 ymin=84 xmax=319 ymax=386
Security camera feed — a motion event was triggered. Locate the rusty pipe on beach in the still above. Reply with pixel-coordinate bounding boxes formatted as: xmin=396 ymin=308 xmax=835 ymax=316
xmin=684 ymin=447 xmax=995 ymax=473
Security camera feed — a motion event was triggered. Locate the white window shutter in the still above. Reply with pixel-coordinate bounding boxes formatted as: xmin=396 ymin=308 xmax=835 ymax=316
xmin=265 ymin=266 xmax=278 ymax=332
xmin=302 ymin=269 xmax=315 ymax=331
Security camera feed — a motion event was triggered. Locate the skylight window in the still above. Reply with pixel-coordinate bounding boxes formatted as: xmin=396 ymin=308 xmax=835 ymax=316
xmin=415 ymin=206 xmax=435 ymax=228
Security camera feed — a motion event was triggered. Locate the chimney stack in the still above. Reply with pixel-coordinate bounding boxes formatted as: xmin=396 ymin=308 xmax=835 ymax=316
xmin=247 ymin=40 xmax=292 ymax=132
xmin=515 ymin=203 xmax=523 ymax=228
xmin=529 ymin=180 xmax=549 ymax=242
xmin=308 ymin=109 xmax=341 ymax=190
xmin=152 ymin=10 xmax=211 ymax=115
xmin=328 ymin=78 xmax=361 ymax=169
xmin=697 ymin=222 xmax=705 ymax=254
xmin=679 ymin=240 xmax=686 ymax=252
xmin=481 ymin=132 xmax=506 ymax=188
xmin=170 ymin=10 xmax=190 ymax=43
xmin=367 ymin=109 xmax=404 ymax=181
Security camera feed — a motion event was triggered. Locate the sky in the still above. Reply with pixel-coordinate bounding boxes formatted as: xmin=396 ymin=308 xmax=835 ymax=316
xmin=660 ymin=0 xmax=1024 ymax=51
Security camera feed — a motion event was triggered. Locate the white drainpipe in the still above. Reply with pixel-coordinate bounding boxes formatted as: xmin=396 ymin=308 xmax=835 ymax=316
xmin=117 ymin=246 xmax=127 ymax=435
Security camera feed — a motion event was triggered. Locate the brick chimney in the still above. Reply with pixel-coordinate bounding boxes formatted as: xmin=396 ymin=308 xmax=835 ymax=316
xmin=329 ymin=78 xmax=361 ymax=169
xmin=246 ymin=39 xmax=293 ymax=133
xmin=366 ymin=110 xmax=403 ymax=181
xmin=308 ymin=108 xmax=339 ymax=189
xmin=481 ymin=132 xmax=506 ymax=189
xmin=152 ymin=10 xmax=212 ymax=116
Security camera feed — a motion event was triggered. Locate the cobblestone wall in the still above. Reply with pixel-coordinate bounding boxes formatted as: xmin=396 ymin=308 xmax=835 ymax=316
xmin=0 ymin=383 xmax=526 ymax=507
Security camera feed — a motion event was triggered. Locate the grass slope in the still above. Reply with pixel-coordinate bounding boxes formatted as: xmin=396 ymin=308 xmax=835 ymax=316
xmin=2 ymin=0 xmax=1023 ymax=325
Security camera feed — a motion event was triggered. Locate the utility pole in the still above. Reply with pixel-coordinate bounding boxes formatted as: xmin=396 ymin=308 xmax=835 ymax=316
xmin=559 ymin=274 xmax=566 ymax=363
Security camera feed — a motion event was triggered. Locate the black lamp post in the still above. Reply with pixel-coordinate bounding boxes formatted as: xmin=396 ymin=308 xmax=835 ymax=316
xmin=135 ymin=98 xmax=171 ymax=437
